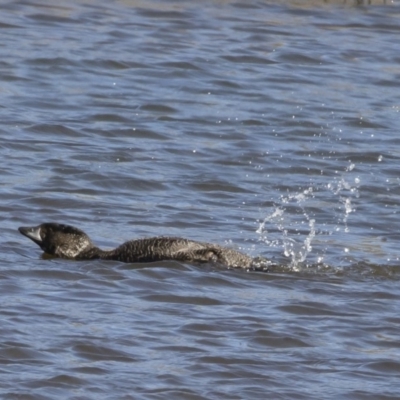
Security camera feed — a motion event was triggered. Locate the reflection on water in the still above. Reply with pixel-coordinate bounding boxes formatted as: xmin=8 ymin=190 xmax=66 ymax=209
xmin=1 ymin=0 xmax=400 ymax=399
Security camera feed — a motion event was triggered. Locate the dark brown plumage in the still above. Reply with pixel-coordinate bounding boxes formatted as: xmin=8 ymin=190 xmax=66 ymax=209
xmin=18 ymin=223 xmax=270 ymax=270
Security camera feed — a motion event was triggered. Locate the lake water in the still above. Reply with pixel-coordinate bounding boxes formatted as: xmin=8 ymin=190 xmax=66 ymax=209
xmin=1 ymin=0 xmax=400 ymax=398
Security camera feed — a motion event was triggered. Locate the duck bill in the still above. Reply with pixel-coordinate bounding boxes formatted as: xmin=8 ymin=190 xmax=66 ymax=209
xmin=18 ymin=225 xmax=43 ymax=245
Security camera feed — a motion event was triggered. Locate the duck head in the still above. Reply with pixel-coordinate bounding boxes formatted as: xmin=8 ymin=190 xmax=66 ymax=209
xmin=18 ymin=223 xmax=94 ymax=259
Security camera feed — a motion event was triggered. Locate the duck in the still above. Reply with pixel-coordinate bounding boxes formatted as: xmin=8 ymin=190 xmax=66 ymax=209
xmin=18 ymin=223 xmax=270 ymax=270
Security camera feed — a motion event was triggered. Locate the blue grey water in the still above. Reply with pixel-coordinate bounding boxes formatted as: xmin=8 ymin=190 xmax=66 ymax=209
xmin=1 ymin=0 xmax=400 ymax=398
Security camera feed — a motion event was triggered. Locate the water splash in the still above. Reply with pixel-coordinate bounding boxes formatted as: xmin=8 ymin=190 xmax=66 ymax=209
xmin=282 ymin=218 xmax=316 ymax=270
xmin=257 ymin=163 xmax=360 ymax=270
xmin=327 ymin=162 xmax=359 ymax=233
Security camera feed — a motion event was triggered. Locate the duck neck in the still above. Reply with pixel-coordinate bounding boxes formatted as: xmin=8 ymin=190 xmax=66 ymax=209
xmin=78 ymin=246 xmax=115 ymax=260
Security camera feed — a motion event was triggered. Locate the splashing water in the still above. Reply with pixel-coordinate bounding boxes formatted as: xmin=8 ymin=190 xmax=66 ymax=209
xmin=257 ymin=163 xmax=360 ymax=270
xmin=327 ymin=163 xmax=359 ymax=234
xmin=282 ymin=218 xmax=316 ymax=270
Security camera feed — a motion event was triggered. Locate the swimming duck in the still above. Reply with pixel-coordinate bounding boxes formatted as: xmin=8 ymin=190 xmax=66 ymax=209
xmin=18 ymin=223 xmax=270 ymax=270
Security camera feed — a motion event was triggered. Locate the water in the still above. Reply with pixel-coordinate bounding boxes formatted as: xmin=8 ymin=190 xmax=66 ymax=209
xmin=1 ymin=0 xmax=400 ymax=398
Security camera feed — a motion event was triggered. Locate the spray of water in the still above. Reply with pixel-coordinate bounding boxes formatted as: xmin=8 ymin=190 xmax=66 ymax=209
xmin=257 ymin=163 xmax=360 ymax=270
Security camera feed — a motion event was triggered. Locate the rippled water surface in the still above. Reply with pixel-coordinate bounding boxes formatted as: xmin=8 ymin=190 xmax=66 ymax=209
xmin=2 ymin=0 xmax=400 ymax=398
